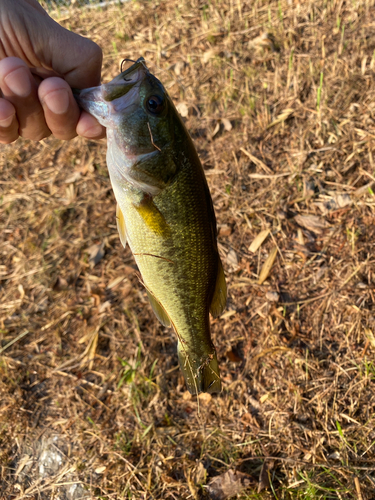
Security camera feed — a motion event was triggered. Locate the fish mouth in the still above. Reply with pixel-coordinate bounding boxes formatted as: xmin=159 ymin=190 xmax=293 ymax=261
xmin=73 ymin=57 xmax=147 ymax=100
xmin=73 ymin=58 xmax=149 ymax=127
xmin=102 ymin=57 xmax=148 ymax=102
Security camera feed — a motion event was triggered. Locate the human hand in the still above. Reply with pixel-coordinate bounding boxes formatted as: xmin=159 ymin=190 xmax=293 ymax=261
xmin=0 ymin=0 xmax=105 ymax=144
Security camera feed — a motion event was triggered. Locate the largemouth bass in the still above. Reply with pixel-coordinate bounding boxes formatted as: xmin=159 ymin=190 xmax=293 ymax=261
xmin=75 ymin=58 xmax=226 ymax=394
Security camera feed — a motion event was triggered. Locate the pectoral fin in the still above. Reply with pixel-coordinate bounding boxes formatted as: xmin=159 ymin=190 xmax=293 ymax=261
xmin=133 ymin=197 xmax=170 ymax=237
xmin=145 ymin=289 xmax=171 ymax=327
xmin=116 ymin=204 xmax=127 ymax=248
xmin=210 ymin=258 xmax=227 ymax=318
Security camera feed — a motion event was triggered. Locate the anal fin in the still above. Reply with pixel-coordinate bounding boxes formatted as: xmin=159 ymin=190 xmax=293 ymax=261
xmin=145 ymin=289 xmax=171 ymax=327
xmin=210 ymin=258 xmax=227 ymax=318
xmin=116 ymin=204 xmax=127 ymax=248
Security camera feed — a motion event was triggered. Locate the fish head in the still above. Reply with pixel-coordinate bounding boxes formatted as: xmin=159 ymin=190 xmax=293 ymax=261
xmin=74 ymin=58 xmax=175 ymax=158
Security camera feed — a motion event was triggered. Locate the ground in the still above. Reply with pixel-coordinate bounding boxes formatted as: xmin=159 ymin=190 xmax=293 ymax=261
xmin=1 ymin=0 xmax=375 ymax=498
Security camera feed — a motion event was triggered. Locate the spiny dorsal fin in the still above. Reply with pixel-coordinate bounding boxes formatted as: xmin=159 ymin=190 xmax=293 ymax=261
xmin=145 ymin=289 xmax=171 ymax=327
xmin=116 ymin=204 xmax=127 ymax=248
xmin=210 ymin=258 xmax=227 ymax=318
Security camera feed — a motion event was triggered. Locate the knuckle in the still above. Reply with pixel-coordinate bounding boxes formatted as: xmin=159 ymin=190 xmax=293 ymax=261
xmin=89 ymin=41 xmax=103 ymax=61
xmin=22 ymin=129 xmax=51 ymax=142
xmin=31 ymin=130 xmax=51 ymax=141
xmin=20 ymin=120 xmax=51 ymax=141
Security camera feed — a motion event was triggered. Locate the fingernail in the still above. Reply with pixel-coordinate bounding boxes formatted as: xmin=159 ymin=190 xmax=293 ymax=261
xmin=4 ymin=67 xmax=32 ymax=97
xmin=83 ymin=123 xmax=104 ymax=138
xmin=0 ymin=114 xmax=14 ymax=128
xmin=43 ymin=89 xmax=70 ymax=115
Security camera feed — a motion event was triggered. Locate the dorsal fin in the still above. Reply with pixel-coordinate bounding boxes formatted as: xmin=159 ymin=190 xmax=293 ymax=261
xmin=210 ymin=258 xmax=227 ymax=318
xmin=145 ymin=289 xmax=171 ymax=327
xmin=116 ymin=204 xmax=127 ymax=248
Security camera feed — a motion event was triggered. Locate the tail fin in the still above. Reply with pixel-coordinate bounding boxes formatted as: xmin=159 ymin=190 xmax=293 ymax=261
xmin=177 ymin=344 xmax=221 ymax=395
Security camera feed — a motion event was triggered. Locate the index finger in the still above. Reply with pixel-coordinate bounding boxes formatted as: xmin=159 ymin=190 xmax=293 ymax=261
xmin=38 ymin=77 xmax=80 ymax=140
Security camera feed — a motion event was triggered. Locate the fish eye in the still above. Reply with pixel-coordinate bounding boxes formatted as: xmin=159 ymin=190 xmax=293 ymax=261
xmin=145 ymin=95 xmax=165 ymax=115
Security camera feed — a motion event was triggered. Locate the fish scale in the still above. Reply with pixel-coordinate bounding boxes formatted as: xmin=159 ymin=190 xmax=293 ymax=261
xmin=123 ymin=150 xmax=218 ymax=393
xmin=75 ymin=58 xmax=226 ymax=394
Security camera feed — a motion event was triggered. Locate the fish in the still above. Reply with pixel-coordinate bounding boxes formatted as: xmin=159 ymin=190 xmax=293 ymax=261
xmin=74 ymin=58 xmax=226 ymax=394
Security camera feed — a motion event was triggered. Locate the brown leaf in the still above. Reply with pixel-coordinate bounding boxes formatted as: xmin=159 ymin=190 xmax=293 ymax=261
xmin=226 ymin=249 xmax=239 ymax=267
xmin=174 ymin=60 xmax=185 ymax=75
xmin=208 ymin=469 xmax=254 ymax=500
xmin=265 ymin=291 xmax=279 ymax=302
xmin=202 ymin=49 xmax=217 ymax=64
xmin=218 ymin=224 xmax=232 ymax=237
xmin=258 ymin=460 xmax=274 ymax=492
xmin=258 ymin=246 xmax=277 ymax=285
xmin=176 ymin=102 xmax=189 ymax=117
xmin=86 ymin=242 xmax=105 ymax=268
xmin=211 ymin=122 xmax=220 ymax=138
xmin=221 ymin=118 xmax=232 ymax=131
xmin=249 ymin=229 xmax=270 ymax=253
xmin=241 ymin=413 xmax=253 ymax=426
xmin=53 ymin=276 xmax=68 ymax=291
xmin=226 ymin=348 xmax=242 ymax=363
xmin=294 ymin=214 xmax=330 ymax=234
xmin=182 ymin=391 xmax=192 ymax=401
xmin=107 ymin=276 xmax=126 ymax=290
xmin=193 ymin=462 xmax=207 ymax=485
xmin=314 ymin=193 xmax=352 ymax=214
xmin=198 ymin=392 xmax=212 ymax=405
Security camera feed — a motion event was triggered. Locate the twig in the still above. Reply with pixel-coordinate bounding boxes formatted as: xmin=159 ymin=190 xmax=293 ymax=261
xmin=0 ymin=330 xmax=30 ymax=354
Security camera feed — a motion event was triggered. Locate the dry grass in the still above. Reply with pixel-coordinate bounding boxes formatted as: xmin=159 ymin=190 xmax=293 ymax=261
xmin=2 ymin=0 xmax=375 ymax=498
